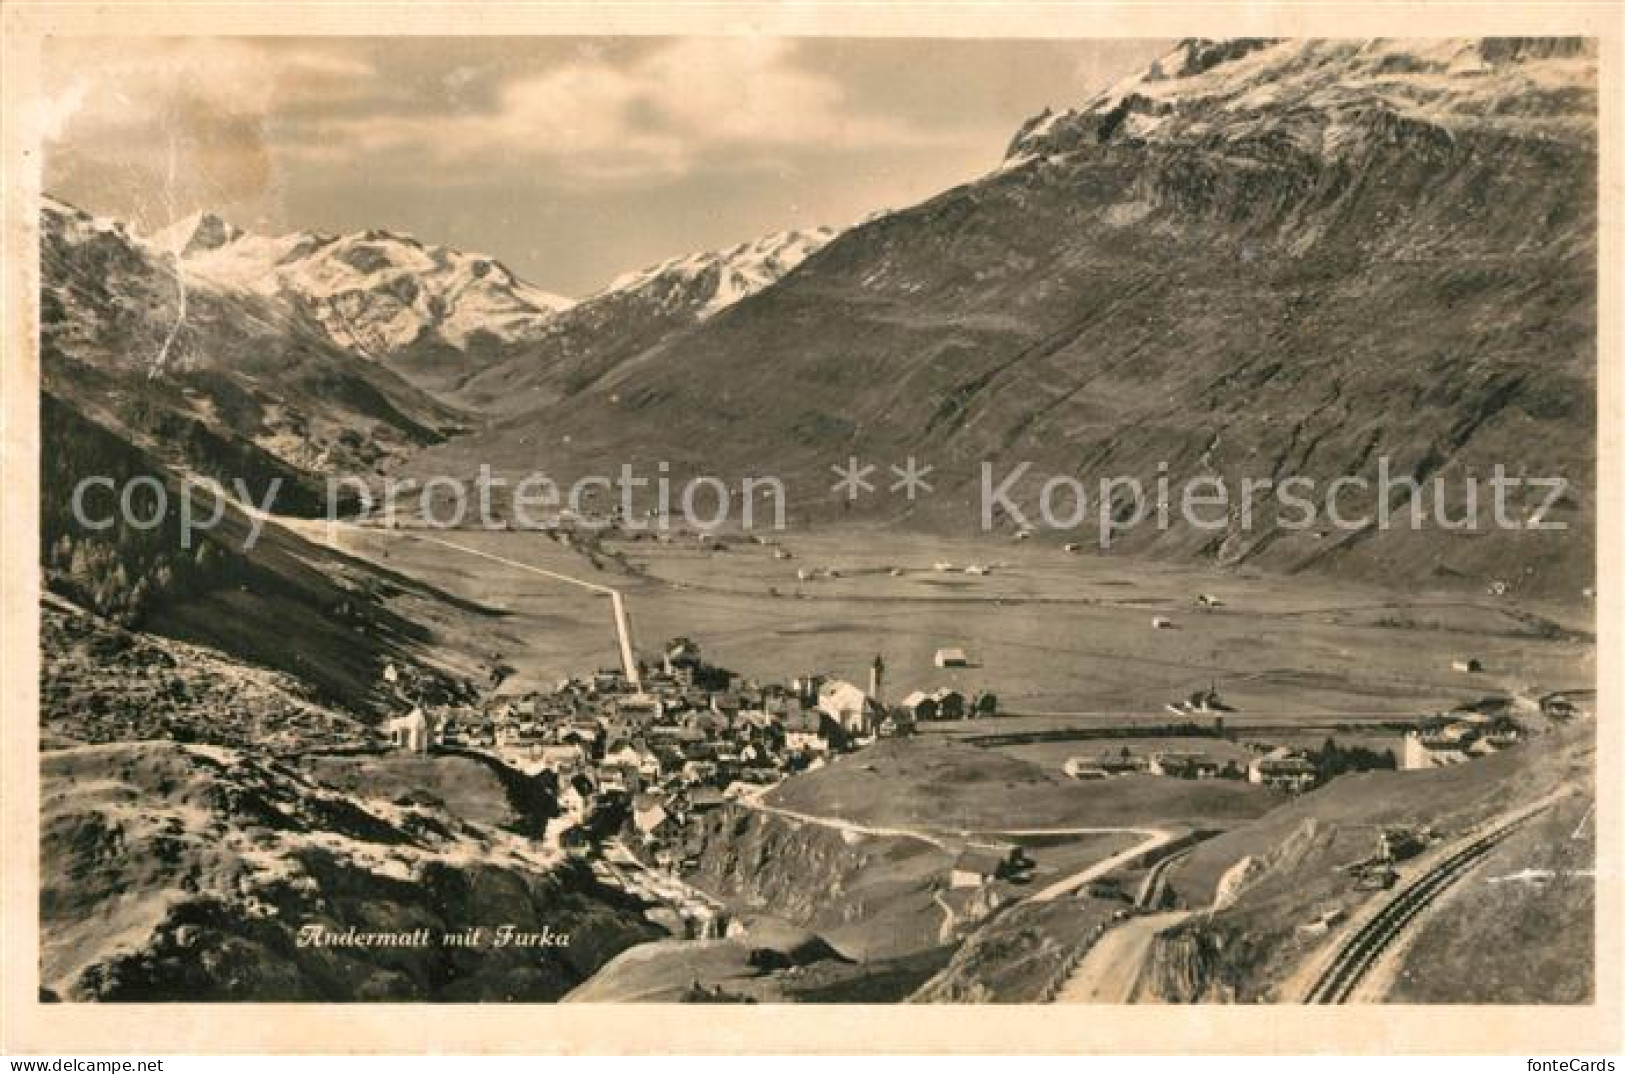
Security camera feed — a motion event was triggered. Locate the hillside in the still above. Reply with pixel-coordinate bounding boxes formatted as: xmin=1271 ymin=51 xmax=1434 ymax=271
xmin=686 ymin=806 xmax=956 ymax=959
xmin=419 ymin=38 xmax=1596 ymax=600
xmin=40 ymin=393 xmax=504 ymax=717
xmin=1381 ymin=791 xmax=1593 ymax=1002
xmin=909 ymin=896 xmax=1123 ymax=1003
xmin=765 ymin=737 xmax=1273 ymax=831
xmin=1141 ymin=719 xmax=1594 ymax=1001
xmin=449 ymin=226 xmax=838 ymax=414
xmin=42 ymin=196 xmax=466 ymax=494
xmin=40 ymin=742 xmax=654 ymax=1001
xmin=563 ymin=915 xmax=947 ymax=1003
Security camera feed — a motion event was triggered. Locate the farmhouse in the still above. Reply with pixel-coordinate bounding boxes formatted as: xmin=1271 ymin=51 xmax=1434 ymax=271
xmin=557 ymin=721 xmax=601 ymax=747
xmin=633 ymin=796 xmax=677 ymax=843
xmin=934 ymin=648 xmax=970 ymax=669
xmin=541 ymin=743 xmax=590 ymax=771
xmin=597 ymin=766 xmax=637 ymax=794
xmin=1065 ymin=750 xmax=1147 ymax=778
xmin=899 ymin=690 xmax=938 ymax=722
xmin=899 ymin=688 xmax=968 ymax=721
xmin=680 ymin=759 xmax=719 ymax=785
xmin=602 ymin=739 xmax=645 ymax=770
xmin=784 ymin=709 xmax=831 ymax=754
xmin=686 ymin=787 xmax=727 ymax=814
xmin=950 ymin=847 xmax=1011 ymax=889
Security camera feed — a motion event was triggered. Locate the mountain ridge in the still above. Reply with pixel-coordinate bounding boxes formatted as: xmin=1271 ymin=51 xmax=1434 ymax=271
xmin=446 ymin=223 xmax=841 ymax=414
xmin=146 ymin=211 xmax=575 ymax=392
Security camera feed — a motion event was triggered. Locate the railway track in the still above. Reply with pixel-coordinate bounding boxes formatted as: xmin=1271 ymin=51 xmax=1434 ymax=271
xmin=1302 ymin=803 xmax=1551 ymax=1003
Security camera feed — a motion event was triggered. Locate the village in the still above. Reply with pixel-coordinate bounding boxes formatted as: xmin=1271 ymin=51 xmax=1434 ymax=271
xmin=382 ymin=639 xmax=993 ymax=865
xmin=375 ymin=617 xmax=1560 ymax=935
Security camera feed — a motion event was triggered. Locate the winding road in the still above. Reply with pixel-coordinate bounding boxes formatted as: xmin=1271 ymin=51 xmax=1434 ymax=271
xmin=736 ymin=788 xmax=1175 ymax=902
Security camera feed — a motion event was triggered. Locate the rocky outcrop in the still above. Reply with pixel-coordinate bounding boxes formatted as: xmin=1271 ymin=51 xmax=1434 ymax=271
xmin=1138 ymin=922 xmax=1232 ymax=1003
xmin=683 ymin=807 xmax=955 ymax=959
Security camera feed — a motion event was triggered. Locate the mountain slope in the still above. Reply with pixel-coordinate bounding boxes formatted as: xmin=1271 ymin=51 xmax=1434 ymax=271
xmin=419 ymin=38 xmax=1596 ymax=600
xmin=41 ymin=741 xmax=654 ymax=1000
xmin=1143 ymin=719 xmax=1593 ymax=1002
xmin=42 ymin=196 xmax=465 ymax=499
xmin=449 ymin=226 xmax=838 ymax=414
xmin=39 ymin=392 xmax=501 ymax=716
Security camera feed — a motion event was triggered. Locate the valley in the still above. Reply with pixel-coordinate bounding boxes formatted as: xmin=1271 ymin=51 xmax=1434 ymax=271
xmin=301 ymin=523 xmax=1592 ymax=722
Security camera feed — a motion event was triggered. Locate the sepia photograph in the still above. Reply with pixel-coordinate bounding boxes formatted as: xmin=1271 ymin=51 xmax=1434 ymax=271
xmin=1 ymin=1 xmax=1619 ymax=1058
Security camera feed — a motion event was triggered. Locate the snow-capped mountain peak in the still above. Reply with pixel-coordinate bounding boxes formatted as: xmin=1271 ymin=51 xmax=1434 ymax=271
xmin=600 ymin=225 xmax=838 ymax=319
xmin=1004 ymin=37 xmax=1595 ymax=165
xmin=150 ymin=211 xmax=246 ymax=257
xmin=142 ymin=212 xmax=575 ymax=367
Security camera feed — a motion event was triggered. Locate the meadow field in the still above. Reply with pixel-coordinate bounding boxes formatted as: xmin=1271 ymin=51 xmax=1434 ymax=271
xmin=307 ymin=522 xmax=1593 ymax=726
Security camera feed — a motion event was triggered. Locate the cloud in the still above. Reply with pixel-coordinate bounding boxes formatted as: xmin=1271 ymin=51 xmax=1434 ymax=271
xmin=43 ymin=39 xmax=378 ymax=223
xmin=46 ymin=39 xmax=375 ymax=133
xmin=39 ymin=35 xmax=1170 ymax=292
xmin=284 ymin=37 xmax=950 ymax=183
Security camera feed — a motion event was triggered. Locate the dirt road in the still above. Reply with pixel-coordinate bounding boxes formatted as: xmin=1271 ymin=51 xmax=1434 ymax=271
xmin=1028 ymin=829 xmax=1177 ymax=902
xmin=310 ymin=522 xmax=643 ymax=686
xmin=738 ymin=795 xmax=952 ymax=849
xmin=1052 ymin=911 xmax=1191 ymax=1003
xmin=736 ymin=790 xmax=1175 ymax=899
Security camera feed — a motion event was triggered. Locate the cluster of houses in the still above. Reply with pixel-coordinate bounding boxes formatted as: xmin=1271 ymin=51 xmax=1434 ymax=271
xmin=1061 ymin=743 xmax=1319 ymax=792
xmin=897 ymin=687 xmax=971 ymax=722
xmin=382 ymin=638 xmax=997 ymax=862
xmin=1052 ymin=705 xmax=1538 ymax=791
xmin=1401 ymin=711 xmax=1525 ymax=770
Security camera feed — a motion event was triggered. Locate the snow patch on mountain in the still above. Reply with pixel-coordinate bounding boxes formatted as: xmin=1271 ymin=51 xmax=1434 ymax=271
xmin=598 ymin=226 xmax=838 ymax=320
xmin=1005 ymin=37 xmax=1596 ymax=165
xmin=44 ymin=195 xmax=142 ymax=245
xmin=147 ymin=215 xmax=575 ymax=361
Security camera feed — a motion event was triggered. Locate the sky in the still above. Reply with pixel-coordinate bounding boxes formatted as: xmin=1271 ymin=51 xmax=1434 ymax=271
xmin=42 ymin=36 xmax=1170 ymax=296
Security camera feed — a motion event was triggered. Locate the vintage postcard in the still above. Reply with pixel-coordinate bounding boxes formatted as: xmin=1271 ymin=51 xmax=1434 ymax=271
xmin=1 ymin=0 xmax=1619 ymax=1056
